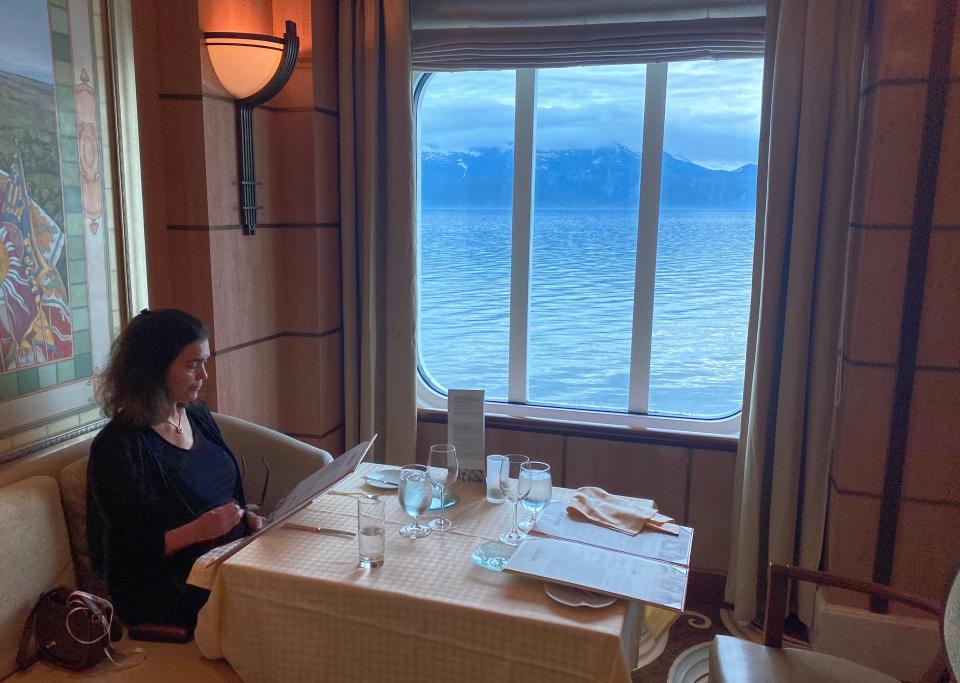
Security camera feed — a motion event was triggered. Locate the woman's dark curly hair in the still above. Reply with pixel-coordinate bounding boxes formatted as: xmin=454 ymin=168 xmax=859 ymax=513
xmin=98 ymin=309 xmax=208 ymax=427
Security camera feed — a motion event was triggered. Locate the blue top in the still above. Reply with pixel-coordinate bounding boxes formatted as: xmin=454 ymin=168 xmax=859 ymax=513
xmin=87 ymin=403 xmax=246 ymax=627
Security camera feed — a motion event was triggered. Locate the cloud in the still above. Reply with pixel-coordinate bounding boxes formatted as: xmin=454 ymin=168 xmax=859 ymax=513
xmin=418 ymin=59 xmax=763 ymax=169
xmin=0 ymin=0 xmax=55 ymax=84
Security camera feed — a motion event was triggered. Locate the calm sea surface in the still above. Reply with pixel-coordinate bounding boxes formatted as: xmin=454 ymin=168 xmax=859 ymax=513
xmin=419 ymin=208 xmax=755 ymax=418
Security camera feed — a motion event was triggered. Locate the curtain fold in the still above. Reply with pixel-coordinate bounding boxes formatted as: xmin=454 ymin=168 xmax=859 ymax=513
xmin=725 ymin=0 xmax=868 ymax=625
xmin=411 ymin=0 xmax=764 ymax=71
xmin=338 ymin=0 xmax=417 ymax=465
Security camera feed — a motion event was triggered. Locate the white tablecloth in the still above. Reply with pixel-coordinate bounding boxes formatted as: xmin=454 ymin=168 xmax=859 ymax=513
xmin=193 ymin=464 xmax=649 ymax=683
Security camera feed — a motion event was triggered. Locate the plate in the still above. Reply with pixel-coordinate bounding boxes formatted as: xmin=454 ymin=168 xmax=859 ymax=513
xmin=364 ymin=469 xmax=400 ymax=489
xmin=471 ymin=541 xmax=515 ymax=572
xmin=543 ymin=583 xmax=617 ymax=608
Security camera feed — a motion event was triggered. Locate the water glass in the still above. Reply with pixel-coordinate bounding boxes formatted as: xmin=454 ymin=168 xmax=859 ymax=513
xmin=486 ymin=454 xmax=508 ymax=504
xmin=357 ymin=496 xmax=385 ymax=569
xmin=398 ymin=464 xmax=432 ymax=539
xmin=518 ymin=461 xmax=552 ymax=531
xmin=428 ymin=444 xmax=458 ymax=532
xmin=498 ymin=454 xmax=530 ymax=546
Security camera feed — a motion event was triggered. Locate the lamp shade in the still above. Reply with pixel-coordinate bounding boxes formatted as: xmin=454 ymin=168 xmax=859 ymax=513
xmin=205 ymin=33 xmax=284 ymax=100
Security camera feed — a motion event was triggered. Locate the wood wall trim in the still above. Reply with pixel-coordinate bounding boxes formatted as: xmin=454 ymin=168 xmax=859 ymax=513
xmin=417 ymin=409 xmax=738 ymax=452
xmin=167 ymin=222 xmax=340 ymax=232
xmin=260 ymin=105 xmax=339 ymax=117
xmin=831 ymin=477 xmax=960 ymax=509
xmin=871 ymin=0 xmax=958 ymax=612
xmin=850 ymin=222 xmax=960 ymax=232
xmin=862 ymin=76 xmax=960 ymax=95
xmin=214 ymin=328 xmax=342 ymax=357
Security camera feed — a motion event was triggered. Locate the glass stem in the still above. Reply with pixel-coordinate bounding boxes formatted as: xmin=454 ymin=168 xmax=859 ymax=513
xmin=512 ymin=500 xmax=519 ymax=535
xmin=439 ymin=484 xmax=445 ymax=525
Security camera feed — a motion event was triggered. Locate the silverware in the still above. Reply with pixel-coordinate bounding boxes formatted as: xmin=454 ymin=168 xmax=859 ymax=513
xmin=283 ymin=523 xmax=355 ymax=537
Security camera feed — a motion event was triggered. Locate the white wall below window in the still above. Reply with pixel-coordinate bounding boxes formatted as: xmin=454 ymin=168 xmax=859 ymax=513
xmin=809 ymin=588 xmax=941 ymax=681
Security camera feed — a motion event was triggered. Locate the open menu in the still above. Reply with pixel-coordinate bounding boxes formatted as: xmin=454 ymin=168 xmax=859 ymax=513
xmin=502 ymin=501 xmax=692 ymax=612
xmin=503 ymin=537 xmax=688 ymax=611
xmin=529 ymin=501 xmax=693 ymax=566
xmin=191 ymin=435 xmax=377 ymax=572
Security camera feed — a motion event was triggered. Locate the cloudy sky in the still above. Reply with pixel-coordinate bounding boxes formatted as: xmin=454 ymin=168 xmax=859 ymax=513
xmin=0 ymin=0 xmax=54 ymax=83
xmin=419 ymin=59 xmax=763 ymax=170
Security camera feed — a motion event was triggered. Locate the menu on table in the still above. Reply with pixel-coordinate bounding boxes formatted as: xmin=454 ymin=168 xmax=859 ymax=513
xmin=191 ymin=435 xmax=377 ymax=574
xmin=503 ymin=537 xmax=688 ymax=612
xmin=529 ymin=501 xmax=693 ymax=566
xmin=502 ymin=501 xmax=693 ymax=612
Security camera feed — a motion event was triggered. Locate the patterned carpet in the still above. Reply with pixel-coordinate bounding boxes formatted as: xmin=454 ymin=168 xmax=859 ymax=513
xmin=632 ymin=600 xmax=730 ymax=683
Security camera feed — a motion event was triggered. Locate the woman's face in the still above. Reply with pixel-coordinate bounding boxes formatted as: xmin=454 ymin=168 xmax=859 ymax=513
xmin=166 ymin=338 xmax=210 ymax=405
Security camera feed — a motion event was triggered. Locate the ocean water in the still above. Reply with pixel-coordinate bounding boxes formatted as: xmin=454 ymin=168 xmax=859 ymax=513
xmin=418 ymin=208 xmax=755 ymax=418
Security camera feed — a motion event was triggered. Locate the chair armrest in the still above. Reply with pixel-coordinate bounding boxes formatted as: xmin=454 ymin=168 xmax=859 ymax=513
xmin=763 ymin=563 xmax=941 ymax=648
xmin=212 ymin=413 xmax=334 ymax=515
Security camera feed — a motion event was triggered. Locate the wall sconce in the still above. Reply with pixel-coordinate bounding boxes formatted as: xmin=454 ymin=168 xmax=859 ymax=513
xmin=204 ymin=20 xmax=299 ymax=235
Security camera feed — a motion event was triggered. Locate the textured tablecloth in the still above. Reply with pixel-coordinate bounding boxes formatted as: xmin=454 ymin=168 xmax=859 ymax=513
xmin=193 ymin=463 xmax=644 ymax=683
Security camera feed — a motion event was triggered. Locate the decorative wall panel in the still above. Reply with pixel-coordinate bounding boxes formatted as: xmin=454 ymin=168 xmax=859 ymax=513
xmin=0 ymin=0 xmax=122 ymax=458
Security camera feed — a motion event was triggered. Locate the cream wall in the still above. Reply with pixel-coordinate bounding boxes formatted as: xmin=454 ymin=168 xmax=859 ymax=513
xmin=826 ymin=0 xmax=960 ymax=612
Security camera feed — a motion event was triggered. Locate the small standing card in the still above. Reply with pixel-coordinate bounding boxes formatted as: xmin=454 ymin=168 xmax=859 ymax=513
xmin=447 ymin=389 xmax=485 ymax=472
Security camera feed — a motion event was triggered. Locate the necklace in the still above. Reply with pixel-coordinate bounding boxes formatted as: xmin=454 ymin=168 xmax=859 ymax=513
xmin=165 ymin=409 xmax=184 ymax=434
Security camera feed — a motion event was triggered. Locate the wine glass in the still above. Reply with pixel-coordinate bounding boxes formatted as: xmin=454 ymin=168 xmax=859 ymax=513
xmin=398 ymin=465 xmax=432 ymax=539
xmin=518 ymin=461 xmax=552 ymax=531
xmin=428 ymin=444 xmax=458 ymax=532
xmin=498 ymin=454 xmax=530 ymax=546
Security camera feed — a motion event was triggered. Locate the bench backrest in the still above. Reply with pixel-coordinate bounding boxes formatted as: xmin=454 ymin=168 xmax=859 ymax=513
xmin=0 ymin=476 xmax=76 ymax=679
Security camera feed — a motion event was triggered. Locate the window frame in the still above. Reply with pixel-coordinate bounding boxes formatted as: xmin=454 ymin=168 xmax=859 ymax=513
xmin=413 ymin=66 xmax=750 ymax=437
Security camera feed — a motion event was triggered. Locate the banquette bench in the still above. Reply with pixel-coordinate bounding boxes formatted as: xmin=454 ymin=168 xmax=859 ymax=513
xmin=0 ymin=413 xmax=334 ymax=681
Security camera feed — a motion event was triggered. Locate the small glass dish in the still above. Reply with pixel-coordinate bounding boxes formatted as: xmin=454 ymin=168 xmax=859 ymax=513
xmin=428 ymin=484 xmax=458 ymax=511
xmin=470 ymin=541 xmax=515 ymax=572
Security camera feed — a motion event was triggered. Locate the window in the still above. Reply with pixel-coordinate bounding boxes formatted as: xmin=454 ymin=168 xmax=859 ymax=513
xmin=416 ymin=59 xmax=763 ymax=431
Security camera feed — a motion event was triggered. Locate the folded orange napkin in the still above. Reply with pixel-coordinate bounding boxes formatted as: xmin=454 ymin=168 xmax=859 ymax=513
xmin=567 ymin=486 xmax=678 ymax=536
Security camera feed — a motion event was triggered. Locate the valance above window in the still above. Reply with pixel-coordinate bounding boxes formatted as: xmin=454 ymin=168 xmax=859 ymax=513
xmin=411 ymin=0 xmax=766 ymax=71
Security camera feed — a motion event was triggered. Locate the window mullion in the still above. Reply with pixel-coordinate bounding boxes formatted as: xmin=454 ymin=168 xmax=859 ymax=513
xmin=628 ymin=63 xmax=668 ymax=414
xmin=508 ymin=69 xmax=537 ymax=404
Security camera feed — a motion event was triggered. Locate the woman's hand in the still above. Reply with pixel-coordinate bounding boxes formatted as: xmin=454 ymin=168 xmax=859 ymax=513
xmin=195 ymin=502 xmax=244 ymax=539
xmin=164 ymin=501 xmax=243 ymax=555
xmin=245 ymin=509 xmax=266 ymax=532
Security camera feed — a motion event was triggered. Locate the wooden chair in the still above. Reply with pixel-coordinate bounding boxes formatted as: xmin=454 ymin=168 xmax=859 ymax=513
xmin=709 ymin=563 xmax=954 ymax=683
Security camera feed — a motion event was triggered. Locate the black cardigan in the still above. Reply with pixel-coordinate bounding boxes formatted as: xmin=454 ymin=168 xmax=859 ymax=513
xmin=86 ymin=403 xmax=246 ymax=626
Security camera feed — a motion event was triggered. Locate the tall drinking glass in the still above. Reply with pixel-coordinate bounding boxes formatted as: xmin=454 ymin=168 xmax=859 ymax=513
xmin=518 ymin=461 xmax=552 ymax=531
xmin=498 ymin=454 xmax=530 ymax=546
xmin=428 ymin=444 xmax=458 ymax=532
xmin=398 ymin=465 xmax=432 ymax=539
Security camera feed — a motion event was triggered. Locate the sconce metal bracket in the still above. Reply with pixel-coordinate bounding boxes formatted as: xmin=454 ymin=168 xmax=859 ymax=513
xmin=206 ymin=20 xmax=300 ymax=235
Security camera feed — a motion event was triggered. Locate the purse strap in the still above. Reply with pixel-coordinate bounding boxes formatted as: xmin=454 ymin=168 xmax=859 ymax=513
xmin=16 ymin=588 xmax=61 ymax=670
xmin=66 ymin=591 xmax=146 ymax=669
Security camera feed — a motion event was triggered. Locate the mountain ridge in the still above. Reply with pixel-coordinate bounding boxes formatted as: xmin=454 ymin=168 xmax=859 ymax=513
xmin=421 ymin=145 xmax=758 ymax=210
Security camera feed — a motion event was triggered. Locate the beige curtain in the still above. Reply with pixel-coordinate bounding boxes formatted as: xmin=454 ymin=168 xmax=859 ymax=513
xmin=338 ymin=0 xmax=417 ymax=465
xmin=411 ymin=0 xmax=765 ymax=70
xmin=725 ymin=0 xmax=867 ymax=625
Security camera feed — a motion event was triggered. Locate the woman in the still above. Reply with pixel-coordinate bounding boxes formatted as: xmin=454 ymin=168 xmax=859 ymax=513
xmin=87 ymin=309 xmax=260 ymax=628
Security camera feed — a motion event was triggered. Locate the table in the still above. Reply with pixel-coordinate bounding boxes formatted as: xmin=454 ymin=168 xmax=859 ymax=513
xmin=193 ymin=463 xmax=671 ymax=683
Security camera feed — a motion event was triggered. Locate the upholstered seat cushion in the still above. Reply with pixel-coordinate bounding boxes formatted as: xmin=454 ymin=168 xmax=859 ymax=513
xmin=0 ymin=476 xmax=76 ymax=680
xmin=709 ymin=635 xmax=898 ymax=683
xmin=6 ymin=638 xmax=240 ymax=681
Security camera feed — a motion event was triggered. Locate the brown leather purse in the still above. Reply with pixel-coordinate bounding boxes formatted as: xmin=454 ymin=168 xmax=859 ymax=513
xmin=17 ymin=587 xmax=111 ymax=671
